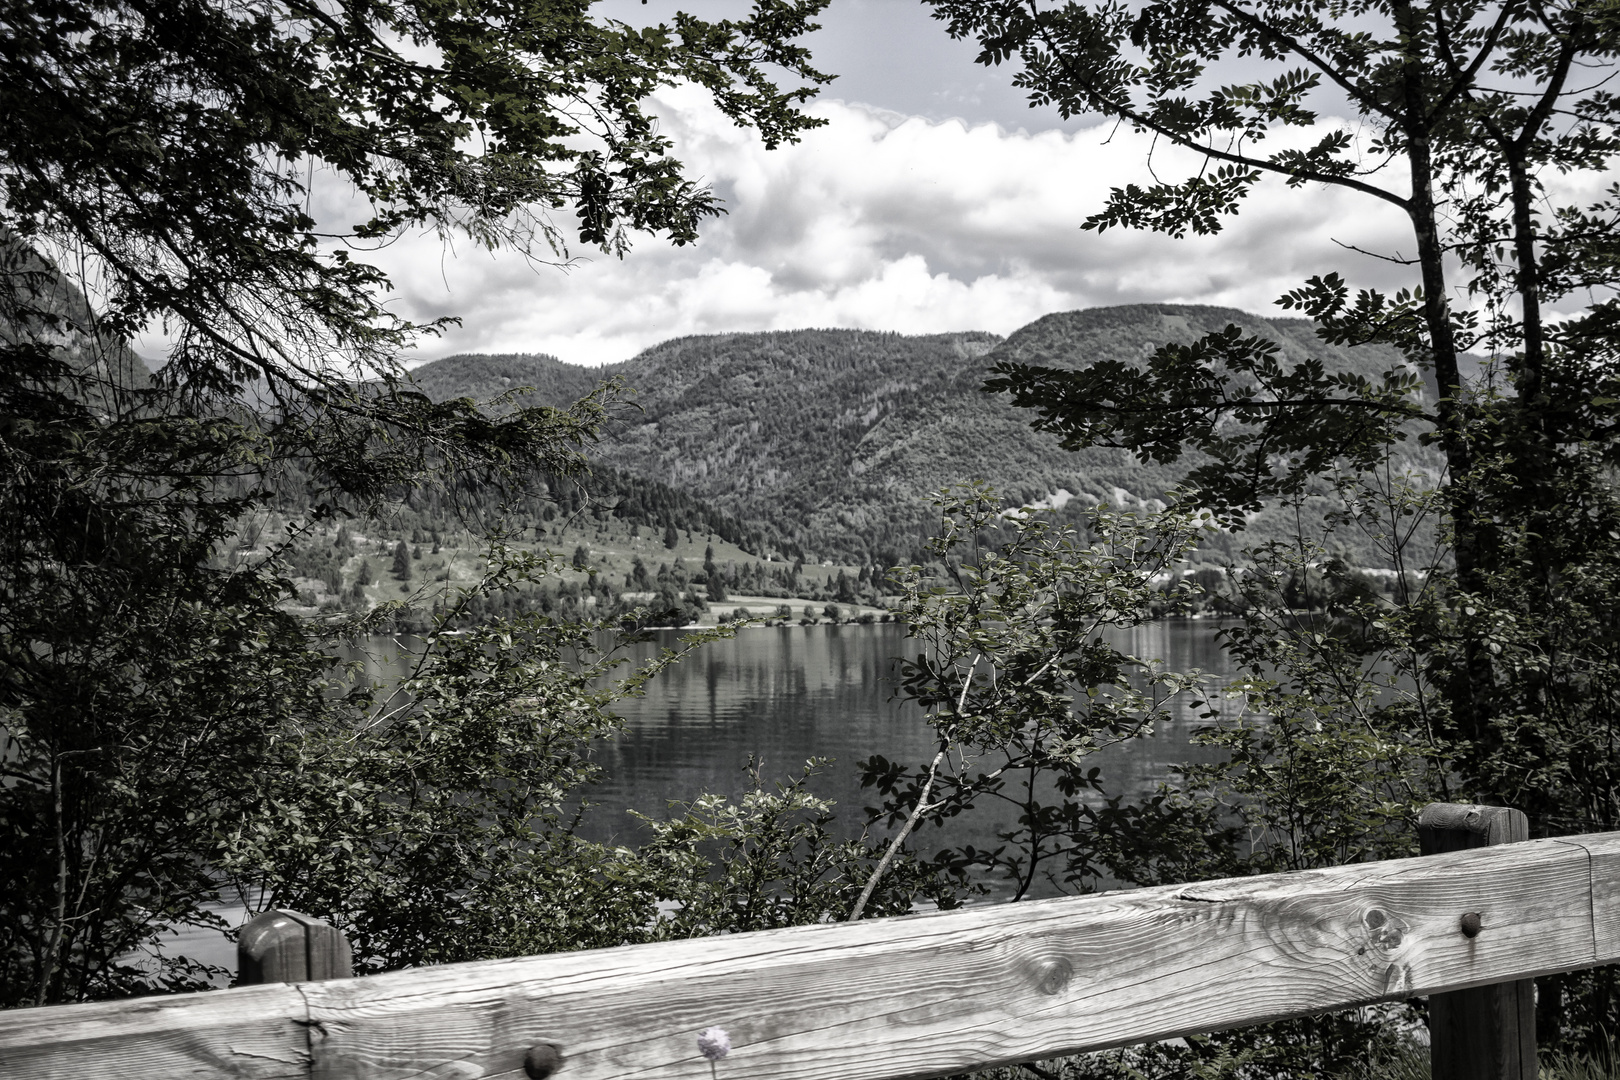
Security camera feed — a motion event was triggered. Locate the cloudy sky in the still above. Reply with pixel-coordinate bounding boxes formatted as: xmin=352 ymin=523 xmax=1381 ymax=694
xmin=223 ymin=1 xmax=1466 ymax=367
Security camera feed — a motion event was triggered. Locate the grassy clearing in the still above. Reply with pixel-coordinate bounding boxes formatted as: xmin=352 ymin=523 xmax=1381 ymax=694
xmin=271 ymin=508 xmax=893 ymax=624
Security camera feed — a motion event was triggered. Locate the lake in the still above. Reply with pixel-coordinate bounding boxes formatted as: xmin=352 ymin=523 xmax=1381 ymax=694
xmin=573 ymin=619 xmax=1234 ymax=849
xmin=168 ymin=618 xmax=1237 ymax=972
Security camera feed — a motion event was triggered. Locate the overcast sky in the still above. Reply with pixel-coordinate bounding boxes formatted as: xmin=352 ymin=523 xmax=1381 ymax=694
xmin=151 ymin=1 xmax=1596 ymax=368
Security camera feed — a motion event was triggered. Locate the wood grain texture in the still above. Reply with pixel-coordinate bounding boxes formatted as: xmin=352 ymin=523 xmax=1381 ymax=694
xmin=1419 ymin=803 xmax=1528 ymax=852
xmin=7 ymin=833 xmax=1620 ymax=1080
xmin=1420 ymin=803 xmax=1534 ymax=1080
xmin=240 ymin=910 xmax=354 ymax=985
xmin=0 ymin=983 xmax=310 ymax=1080
xmin=1561 ymin=834 xmax=1620 ymax=964
xmin=303 ymin=836 xmax=1614 ymax=1080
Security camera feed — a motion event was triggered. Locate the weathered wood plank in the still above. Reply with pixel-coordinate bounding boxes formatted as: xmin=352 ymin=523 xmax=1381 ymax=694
xmin=1562 ymin=833 xmax=1620 ymax=964
xmin=303 ymin=836 xmax=1612 ymax=1080
xmin=239 ymin=910 xmax=354 ymax=985
xmin=1420 ymin=803 xmax=1534 ymax=1080
xmin=6 ymin=834 xmax=1618 ymax=1080
xmin=0 ymin=983 xmax=309 ymax=1080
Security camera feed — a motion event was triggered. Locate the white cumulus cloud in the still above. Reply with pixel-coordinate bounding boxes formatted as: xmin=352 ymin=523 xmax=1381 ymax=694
xmin=136 ymin=84 xmax=1443 ymax=368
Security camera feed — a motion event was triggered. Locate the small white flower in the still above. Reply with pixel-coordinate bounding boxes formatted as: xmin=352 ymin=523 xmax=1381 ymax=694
xmin=696 ymin=1026 xmax=731 ymax=1061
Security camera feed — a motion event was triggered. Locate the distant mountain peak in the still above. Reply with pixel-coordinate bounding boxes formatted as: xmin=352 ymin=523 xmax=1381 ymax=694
xmin=408 ymin=309 xmax=1414 ymax=562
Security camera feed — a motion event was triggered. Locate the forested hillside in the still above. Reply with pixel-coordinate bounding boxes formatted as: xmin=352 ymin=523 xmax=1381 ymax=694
xmin=404 ymin=351 xmax=602 ymax=408
xmin=0 ymin=238 xmax=152 ymax=405
xmin=415 ymin=305 xmax=1426 ymax=562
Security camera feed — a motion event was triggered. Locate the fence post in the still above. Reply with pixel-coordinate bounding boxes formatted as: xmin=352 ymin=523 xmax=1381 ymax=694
xmin=238 ymin=909 xmax=353 ymax=985
xmin=1418 ymin=802 xmax=1535 ymax=1080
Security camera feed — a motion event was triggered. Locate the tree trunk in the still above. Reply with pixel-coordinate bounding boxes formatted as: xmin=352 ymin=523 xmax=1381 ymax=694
xmin=1393 ymin=0 xmax=1493 ymax=763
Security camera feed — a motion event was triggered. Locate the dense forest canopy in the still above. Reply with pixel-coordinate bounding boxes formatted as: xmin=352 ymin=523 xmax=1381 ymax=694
xmin=0 ymin=0 xmax=848 ymax=1007
xmin=412 ymin=310 xmax=1430 ymax=565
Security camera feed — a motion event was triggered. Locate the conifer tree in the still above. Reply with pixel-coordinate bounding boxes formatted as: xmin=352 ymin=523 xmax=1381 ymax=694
xmin=392 ymin=541 xmax=412 ymax=581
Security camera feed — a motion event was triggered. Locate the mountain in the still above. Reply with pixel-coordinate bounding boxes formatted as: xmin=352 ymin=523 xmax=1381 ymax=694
xmin=1 ymin=237 xmax=154 ymax=405
xmin=412 ymin=305 xmax=1422 ymax=562
xmin=404 ymin=352 xmax=601 ymax=408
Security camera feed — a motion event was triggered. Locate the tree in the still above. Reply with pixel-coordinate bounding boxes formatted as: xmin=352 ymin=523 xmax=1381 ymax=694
xmin=930 ymin=0 xmax=1619 ymax=757
xmin=927 ymin=0 xmax=1620 ymax=1054
xmin=626 ymin=555 xmax=651 ymax=592
xmin=833 ymin=569 xmax=858 ymax=603
xmin=392 ymin=540 xmax=413 ymax=581
xmin=869 ymin=490 xmax=1433 ymax=1079
xmin=1 ymin=0 xmax=835 ymax=1006
xmin=706 ymin=573 xmax=729 ymax=604
xmin=664 ymin=521 xmax=680 ymax=550
xmin=857 ymin=485 xmax=1205 ymax=913
xmin=4 ymin=0 xmax=832 ymax=514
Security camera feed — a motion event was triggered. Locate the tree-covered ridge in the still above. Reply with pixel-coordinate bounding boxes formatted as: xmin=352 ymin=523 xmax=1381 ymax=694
xmin=412 ymin=308 xmax=1421 ymax=562
xmin=597 ymin=328 xmax=1009 ymax=564
xmin=994 ymin=304 xmax=1412 ymax=377
xmin=398 ymin=353 xmax=806 ymax=559
xmin=406 ymin=352 xmax=603 ymax=411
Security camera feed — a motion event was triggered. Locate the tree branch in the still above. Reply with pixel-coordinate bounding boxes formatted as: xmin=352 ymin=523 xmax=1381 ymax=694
xmin=849 ymin=655 xmax=981 ymax=920
xmin=1023 ymin=0 xmax=1411 ymax=211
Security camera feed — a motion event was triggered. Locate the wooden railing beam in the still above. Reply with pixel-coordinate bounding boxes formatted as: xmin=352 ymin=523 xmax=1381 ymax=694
xmin=2 ymin=832 xmax=1618 ymax=1080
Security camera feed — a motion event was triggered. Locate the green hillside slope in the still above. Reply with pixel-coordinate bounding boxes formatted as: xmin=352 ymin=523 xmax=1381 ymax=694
xmin=416 ymin=305 xmax=1424 ymax=562
xmin=405 ymin=351 xmax=601 ymax=407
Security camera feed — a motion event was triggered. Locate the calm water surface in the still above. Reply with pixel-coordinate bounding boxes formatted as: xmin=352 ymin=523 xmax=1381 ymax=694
xmin=172 ymin=619 xmax=1236 ymax=971
xmin=573 ymin=620 xmax=1235 ymax=849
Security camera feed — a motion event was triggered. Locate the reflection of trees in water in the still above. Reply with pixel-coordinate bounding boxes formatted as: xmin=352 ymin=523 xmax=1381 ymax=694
xmin=571 ymin=622 xmax=1235 ymax=876
xmin=338 ymin=621 xmax=1237 ymax=899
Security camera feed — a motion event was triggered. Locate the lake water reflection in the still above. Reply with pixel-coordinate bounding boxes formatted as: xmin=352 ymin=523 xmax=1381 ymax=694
xmin=353 ymin=620 xmax=1237 ymax=849
xmin=171 ymin=619 xmax=1237 ymax=972
xmin=572 ymin=620 xmax=1235 ymax=851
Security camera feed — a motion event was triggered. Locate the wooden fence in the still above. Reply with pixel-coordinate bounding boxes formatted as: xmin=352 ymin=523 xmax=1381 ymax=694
xmin=2 ymin=804 xmax=1617 ymax=1080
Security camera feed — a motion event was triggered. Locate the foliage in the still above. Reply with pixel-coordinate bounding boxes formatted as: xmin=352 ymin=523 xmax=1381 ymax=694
xmin=215 ymin=547 xmax=752 ymax=969
xmin=1540 ymin=1045 xmax=1620 ymax=1080
xmin=0 ymin=374 xmax=322 ymax=1003
xmin=917 ymin=466 xmax=1584 ymax=1072
xmin=926 ymin=0 xmax=1620 ymax=1059
xmin=877 ymin=483 xmax=1447 ymax=1076
xmin=1154 ymin=470 xmax=1452 ymax=867
xmin=955 ymin=1020 xmax=1424 ymax=1080
xmin=626 ymin=760 xmax=954 ymax=938
xmin=989 ymin=324 xmax=1427 ymax=522
xmin=5 ymin=0 xmax=832 ymax=305
xmin=0 ymin=0 xmax=842 ymax=1007
xmin=0 ymin=335 xmax=649 ymax=1001
xmin=962 ymin=1035 xmax=1620 ymax=1080
xmin=4 ymin=0 xmax=834 ymax=519
xmin=857 ymin=484 xmax=1207 ymax=909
